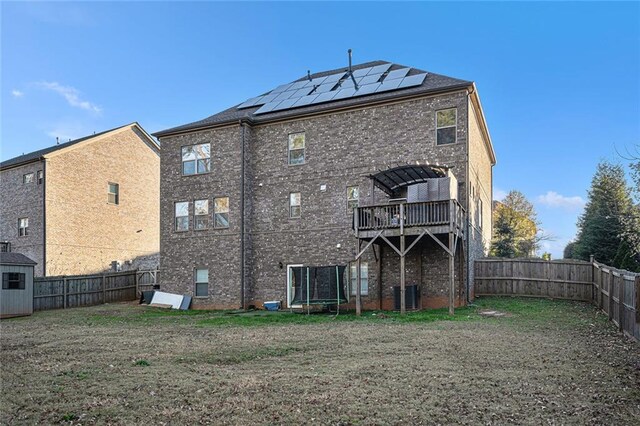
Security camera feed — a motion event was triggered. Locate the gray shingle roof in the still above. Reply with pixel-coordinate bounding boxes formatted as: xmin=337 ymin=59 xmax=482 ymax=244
xmin=154 ymin=60 xmax=472 ymax=137
xmin=0 ymin=122 xmax=156 ymax=170
xmin=0 ymin=252 xmax=37 ymax=265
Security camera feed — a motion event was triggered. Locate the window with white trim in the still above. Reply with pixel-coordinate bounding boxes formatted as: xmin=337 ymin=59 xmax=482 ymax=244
xmin=436 ymin=108 xmax=457 ymax=145
xmin=350 ymin=262 xmax=369 ymax=296
xmin=108 ymin=183 xmax=119 ymax=204
xmin=194 ymin=199 xmax=209 ymax=230
xmin=182 ymin=143 xmax=211 ymax=175
xmin=288 ymin=133 xmax=305 ymax=165
xmin=23 ymin=173 xmax=34 ymax=184
xmin=347 ymin=186 xmax=359 ymax=213
xmin=195 ymin=268 xmax=209 ymax=297
xmin=214 ymin=197 xmax=229 ymax=228
xmin=289 ymin=192 xmax=301 ymax=218
xmin=175 ymin=202 xmax=189 ymax=231
xmin=18 ymin=218 xmax=28 ymax=237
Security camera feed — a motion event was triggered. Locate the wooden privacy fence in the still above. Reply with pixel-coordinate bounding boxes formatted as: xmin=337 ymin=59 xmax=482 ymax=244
xmin=33 ymin=270 xmax=142 ymax=311
xmin=475 ymin=258 xmax=640 ymax=341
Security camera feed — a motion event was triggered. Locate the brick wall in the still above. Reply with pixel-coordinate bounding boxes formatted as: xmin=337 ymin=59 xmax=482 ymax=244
xmin=0 ymin=162 xmax=45 ymax=275
xmin=160 ymin=90 xmax=490 ymax=310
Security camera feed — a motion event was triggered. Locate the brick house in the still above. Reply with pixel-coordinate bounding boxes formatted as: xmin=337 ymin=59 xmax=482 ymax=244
xmin=0 ymin=123 xmax=160 ymax=276
xmin=154 ymin=60 xmax=496 ymax=311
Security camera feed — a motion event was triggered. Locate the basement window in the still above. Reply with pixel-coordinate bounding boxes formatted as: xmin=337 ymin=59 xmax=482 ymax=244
xmin=347 ymin=186 xmax=359 ymax=213
xmin=436 ymin=108 xmax=457 ymax=145
xmin=23 ymin=173 xmax=34 ymax=184
xmin=175 ymin=202 xmax=189 ymax=232
xmin=18 ymin=218 xmax=28 ymax=237
xmin=289 ymin=192 xmax=301 ymax=218
xmin=108 ymin=183 xmax=119 ymax=205
xmin=194 ymin=199 xmax=209 ymax=230
xmin=2 ymin=272 xmax=25 ymax=290
xmin=350 ymin=262 xmax=369 ymax=296
xmin=288 ymin=132 xmax=305 ymax=165
xmin=195 ymin=268 xmax=209 ymax=297
xmin=182 ymin=143 xmax=211 ymax=175
xmin=214 ymin=197 xmax=229 ymax=229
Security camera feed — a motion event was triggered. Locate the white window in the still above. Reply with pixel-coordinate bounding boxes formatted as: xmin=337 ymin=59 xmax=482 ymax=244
xmin=347 ymin=186 xmax=359 ymax=213
xmin=108 ymin=183 xmax=119 ymax=204
xmin=289 ymin=192 xmax=301 ymax=218
xmin=182 ymin=143 xmax=211 ymax=175
xmin=214 ymin=197 xmax=229 ymax=228
xmin=18 ymin=218 xmax=28 ymax=237
xmin=195 ymin=268 xmax=209 ymax=297
xmin=175 ymin=202 xmax=189 ymax=231
xmin=194 ymin=199 xmax=209 ymax=230
xmin=436 ymin=108 xmax=457 ymax=145
xmin=350 ymin=262 xmax=369 ymax=296
xmin=37 ymin=170 xmax=43 ymax=185
xmin=288 ymin=133 xmax=305 ymax=165
xmin=23 ymin=173 xmax=34 ymax=184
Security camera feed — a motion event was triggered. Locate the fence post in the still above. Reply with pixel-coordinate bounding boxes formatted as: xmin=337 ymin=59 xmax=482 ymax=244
xmin=135 ymin=270 xmax=139 ymax=299
xmin=589 ymin=255 xmax=595 ymax=304
xmin=618 ymin=272 xmax=624 ymax=332
xmin=102 ymin=274 xmax=107 ymax=303
xmin=635 ymin=276 xmax=640 ymax=323
xmin=608 ymin=271 xmax=614 ymax=321
xmin=63 ymin=277 xmax=67 ymax=309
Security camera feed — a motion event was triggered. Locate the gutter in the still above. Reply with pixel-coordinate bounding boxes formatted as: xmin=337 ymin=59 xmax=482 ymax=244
xmin=465 ymin=90 xmax=471 ymax=304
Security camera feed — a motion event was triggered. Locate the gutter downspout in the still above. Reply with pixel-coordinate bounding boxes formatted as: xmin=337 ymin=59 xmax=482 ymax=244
xmin=465 ymin=89 xmax=472 ymax=304
xmin=239 ymin=120 xmax=246 ymax=310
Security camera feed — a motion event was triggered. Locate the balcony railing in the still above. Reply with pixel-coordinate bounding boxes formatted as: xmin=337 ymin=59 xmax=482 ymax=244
xmin=354 ymin=200 xmax=465 ymax=233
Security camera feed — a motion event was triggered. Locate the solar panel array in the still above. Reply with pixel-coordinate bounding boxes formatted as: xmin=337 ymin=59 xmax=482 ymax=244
xmin=237 ymin=64 xmax=428 ymax=115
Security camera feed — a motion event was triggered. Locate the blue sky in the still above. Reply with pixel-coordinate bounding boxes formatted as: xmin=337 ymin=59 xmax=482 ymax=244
xmin=2 ymin=2 xmax=638 ymax=258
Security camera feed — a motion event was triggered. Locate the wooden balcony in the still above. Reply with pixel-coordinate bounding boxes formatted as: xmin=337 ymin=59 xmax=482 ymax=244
xmin=354 ymin=199 xmax=465 ymax=239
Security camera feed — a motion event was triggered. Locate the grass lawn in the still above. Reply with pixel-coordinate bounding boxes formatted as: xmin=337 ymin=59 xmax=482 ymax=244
xmin=1 ymin=297 xmax=639 ymax=424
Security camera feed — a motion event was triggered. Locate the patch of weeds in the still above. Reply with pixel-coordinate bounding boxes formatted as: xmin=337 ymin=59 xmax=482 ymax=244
xmin=134 ymin=359 xmax=150 ymax=367
xmin=60 ymin=413 xmax=78 ymax=422
xmin=58 ymin=370 xmax=89 ymax=380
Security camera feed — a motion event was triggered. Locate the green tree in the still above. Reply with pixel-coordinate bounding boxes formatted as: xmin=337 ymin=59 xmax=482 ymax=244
xmin=563 ymin=241 xmax=576 ymax=259
xmin=574 ymin=161 xmax=639 ymax=271
xmin=490 ymin=190 xmax=542 ymax=258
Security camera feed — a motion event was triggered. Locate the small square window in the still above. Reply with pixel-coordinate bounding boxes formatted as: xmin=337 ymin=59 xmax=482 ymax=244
xmin=350 ymin=263 xmax=369 ymax=296
xmin=37 ymin=170 xmax=43 ymax=185
xmin=347 ymin=186 xmax=359 ymax=213
xmin=108 ymin=183 xmax=119 ymax=204
xmin=195 ymin=268 xmax=209 ymax=297
xmin=18 ymin=218 xmax=28 ymax=237
xmin=182 ymin=144 xmax=211 ymax=175
xmin=436 ymin=108 xmax=457 ymax=145
xmin=214 ymin=197 xmax=229 ymax=228
xmin=175 ymin=202 xmax=189 ymax=231
xmin=194 ymin=199 xmax=209 ymax=230
xmin=288 ymin=133 xmax=305 ymax=165
xmin=289 ymin=192 xmax=301 ymax=218
xmin=23 ymin=173 xmax=34 ymax=184
xmin=2 ymin=272 xmax=25 ymax=290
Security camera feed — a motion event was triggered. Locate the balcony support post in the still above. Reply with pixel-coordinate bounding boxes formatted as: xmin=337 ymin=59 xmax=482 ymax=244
xmin=356 ymin=240 xmax=362 ymax=317
xmin=400 ymin=233 xmax=406 ymax=315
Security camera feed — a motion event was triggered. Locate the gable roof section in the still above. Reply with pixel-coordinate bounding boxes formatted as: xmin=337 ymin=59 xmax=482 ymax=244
xmin=154 ymin=60 xmax=473 ymax=137
xmin=0 ymin=122 xmax=159 ymax=171
xmin=0 ymin=252 xmax=37 ymax=266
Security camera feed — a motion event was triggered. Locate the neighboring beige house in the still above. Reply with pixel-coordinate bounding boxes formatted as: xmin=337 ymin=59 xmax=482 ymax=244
xmin=0 ymin=123 xmax=160 ymax=276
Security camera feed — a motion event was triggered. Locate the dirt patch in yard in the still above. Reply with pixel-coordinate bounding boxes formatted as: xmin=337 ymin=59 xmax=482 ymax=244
xmin=1 ymin=298 xmax=639 ymax=425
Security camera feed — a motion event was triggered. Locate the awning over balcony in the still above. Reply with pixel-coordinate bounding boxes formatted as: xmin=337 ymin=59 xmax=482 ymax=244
xmin=369 ymin=164 xmax=450 ymax=195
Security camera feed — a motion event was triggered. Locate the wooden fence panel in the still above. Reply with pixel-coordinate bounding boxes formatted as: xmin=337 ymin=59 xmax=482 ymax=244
xmin=475 ymin=258 xmax=639 ymax=341
xmin=33 ymin=270 xmax=145 ymax=312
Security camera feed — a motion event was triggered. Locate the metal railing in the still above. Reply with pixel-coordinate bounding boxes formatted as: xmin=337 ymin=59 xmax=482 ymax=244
xmin=354 ymin=199 xmax=465 ymax=232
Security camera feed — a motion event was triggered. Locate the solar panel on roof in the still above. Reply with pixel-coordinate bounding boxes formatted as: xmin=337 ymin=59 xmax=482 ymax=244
xmin=354 ymin=83 xmax=380 ymax=95
xmin=292 ymin=94 xmax=319 ymax=107
xmin=237 ymin=96 xmax=263 ymax=109
xmin=271 ymin=83 xmax=294 ymax=93
xmin=274 ymin=98 xmax=299 ymax=110
xmin=312 ymin=83 xmax=335 ymax=94
xmin=384 ymin=68 xmax=410 ymax=81
xmin=340 ymin=77 xmax=364 ymax=89
xmin=273 ymin=90 xmax=297 ymax=102
xmin=397 ymin=73 xmax=427 ymax=88
xmin=254 ymin=100 xmax=283 ymax=114
xmin=332 ymin=87 xmax=357 ymax=100
xmin=302 ymin=75 xmax=328 ymax=87
xmin=323 ymin=72 xmax=347 ymax=83
xmin=313 ymin=90 xmax=338 ymax=104
xmin=352 ymin=67 xmax=372 ymax=78
xmin=359 ymin=73 xmax=383 ymax=86
xmin=292 ymin=87 xmax=313 ymax=98
xmin=367 ymin=64 xmax=392 ymax=75
xmin=376 ymin=78 xmax=403 ymax=92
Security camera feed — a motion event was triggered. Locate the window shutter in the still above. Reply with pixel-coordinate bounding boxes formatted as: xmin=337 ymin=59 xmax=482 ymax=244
xmin=2 ymin=273 xmax=8 ymax=289
xmin=19 ymin=273 xmax=26 ymax=290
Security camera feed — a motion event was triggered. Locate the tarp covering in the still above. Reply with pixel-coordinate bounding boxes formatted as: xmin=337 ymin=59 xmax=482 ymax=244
xmin=291 ymin=265 xmax=347 ymax=305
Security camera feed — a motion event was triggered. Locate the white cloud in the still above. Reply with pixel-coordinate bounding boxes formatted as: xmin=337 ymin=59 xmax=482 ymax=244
xmin=11 ymin=89 xmax=24 ymax=98
xmin=537 ymin=191 xmax=585 ymax=211
xmin=35 ymin=81 xmax=101 ymax=113
xmin=493 ymin=188 xmax=507 ymax=201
